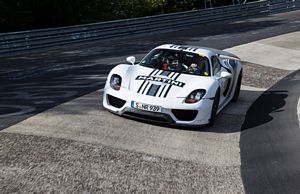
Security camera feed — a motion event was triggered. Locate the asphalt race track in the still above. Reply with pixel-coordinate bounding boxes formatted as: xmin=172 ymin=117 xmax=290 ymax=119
xmin=0 ymin=10 xmax=300 ymax=193
xmin=241 ymin=69 xmax=300 ymax=194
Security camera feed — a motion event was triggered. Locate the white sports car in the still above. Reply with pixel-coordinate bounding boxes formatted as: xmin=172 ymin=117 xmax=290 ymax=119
xmin=103 ymin=44 xmax=242 ymax=126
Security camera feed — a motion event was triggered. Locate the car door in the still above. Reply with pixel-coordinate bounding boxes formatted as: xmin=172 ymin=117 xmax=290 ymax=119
xmin=211 ymin=56 xmax=231 ymax=103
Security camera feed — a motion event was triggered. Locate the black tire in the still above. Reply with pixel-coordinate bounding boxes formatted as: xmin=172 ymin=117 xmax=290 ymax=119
xmin=231 ymin=70 xmax=242 ymax=102
xmin=209 ymin=89 xmax=220 ymax=126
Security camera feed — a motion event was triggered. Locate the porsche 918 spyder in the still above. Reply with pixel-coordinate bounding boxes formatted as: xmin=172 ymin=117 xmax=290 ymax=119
xmin=103 ymin=44 xmax=242 ymax=126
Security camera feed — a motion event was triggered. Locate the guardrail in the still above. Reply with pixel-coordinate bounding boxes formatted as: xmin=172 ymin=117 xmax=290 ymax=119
xmin=269 ymin=0 xmax=299 ymax=13
xmin=0 ymin=0 xmax=299 ymax=56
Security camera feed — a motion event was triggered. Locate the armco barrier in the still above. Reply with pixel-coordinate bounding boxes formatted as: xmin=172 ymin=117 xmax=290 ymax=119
xmin=269 ymin=0 xmax=299 ymax=13
xmin=0 ymin=0 xmax=299 ymax=56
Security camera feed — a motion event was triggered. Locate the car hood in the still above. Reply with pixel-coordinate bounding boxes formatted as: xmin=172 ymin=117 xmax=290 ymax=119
xmin=126 ymin=65 xmax=215 ymax=98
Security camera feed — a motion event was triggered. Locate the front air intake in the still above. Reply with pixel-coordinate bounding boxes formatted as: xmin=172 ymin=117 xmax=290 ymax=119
xmin=171 ymin=109 xmax=198 ymax=121
xmin=107 ymin=95 xmax=126 ymax=108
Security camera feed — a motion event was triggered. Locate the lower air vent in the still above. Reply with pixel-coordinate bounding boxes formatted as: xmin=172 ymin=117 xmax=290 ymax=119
xmin=171 ymin=109 xmax=198 ymax=121
xmin=124 ymin=112 xmax=170 ymax=123
xmin=107 ymin=95 xmax=126 ymax=108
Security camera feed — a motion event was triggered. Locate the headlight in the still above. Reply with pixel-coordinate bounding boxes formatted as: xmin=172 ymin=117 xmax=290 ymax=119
xmin=110 ymin=74 xmax=122 ymax=91
xmin=185 ymin=89 xmax=206 ymax=103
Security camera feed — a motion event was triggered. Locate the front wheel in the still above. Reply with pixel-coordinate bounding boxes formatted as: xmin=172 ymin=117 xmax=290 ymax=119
xmin=208 ymin=89 xmax=220 ymax=126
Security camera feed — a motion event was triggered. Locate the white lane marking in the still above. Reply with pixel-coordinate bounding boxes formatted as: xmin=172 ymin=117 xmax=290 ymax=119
xmin=241 ymin=85 xmax=266 ymax=91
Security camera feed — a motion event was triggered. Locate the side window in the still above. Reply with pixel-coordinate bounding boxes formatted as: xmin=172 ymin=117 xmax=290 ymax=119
xmin=228 ymin=59 xmax=236 ymax=67
xmin=211 ymin=56 xmax=221 ymax=75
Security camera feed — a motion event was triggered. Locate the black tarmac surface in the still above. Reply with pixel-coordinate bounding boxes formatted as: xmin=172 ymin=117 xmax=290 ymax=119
xmin=241 ymin=69 xmax=300 ymax=194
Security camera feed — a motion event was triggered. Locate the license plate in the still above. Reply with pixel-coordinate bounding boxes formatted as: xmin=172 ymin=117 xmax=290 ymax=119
xmin=131 ymin=101 xmax=161 ymax=112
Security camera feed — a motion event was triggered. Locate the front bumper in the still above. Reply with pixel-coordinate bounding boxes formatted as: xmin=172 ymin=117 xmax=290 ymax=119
xmin=103 ymin=88 xmax=213 ymax=126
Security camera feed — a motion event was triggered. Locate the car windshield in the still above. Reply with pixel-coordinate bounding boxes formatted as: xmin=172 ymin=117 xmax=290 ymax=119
xmin=139 ymin=49 xmax=211 ymax=76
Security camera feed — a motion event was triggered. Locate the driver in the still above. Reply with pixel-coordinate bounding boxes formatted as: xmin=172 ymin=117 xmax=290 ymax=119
xmin=188 ymin=57 xmax=207 ymax=75
xmin=188 ymin=63 xmax=201 ymax=75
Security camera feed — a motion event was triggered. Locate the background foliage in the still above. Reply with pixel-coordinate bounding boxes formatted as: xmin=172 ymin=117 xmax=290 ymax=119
xmin=1 ymin=0 xmax=248 ymax=32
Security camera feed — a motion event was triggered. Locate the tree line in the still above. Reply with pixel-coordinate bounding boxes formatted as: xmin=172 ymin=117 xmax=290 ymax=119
xmin=0 ymin=0 xmax=253 ymax=33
